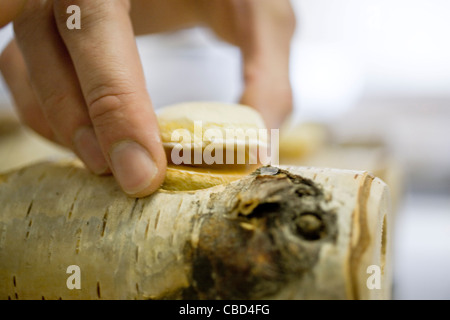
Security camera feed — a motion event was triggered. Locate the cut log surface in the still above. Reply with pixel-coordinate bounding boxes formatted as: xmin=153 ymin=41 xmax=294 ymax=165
xmin=0 ymin=161 xmax=392 ymax=300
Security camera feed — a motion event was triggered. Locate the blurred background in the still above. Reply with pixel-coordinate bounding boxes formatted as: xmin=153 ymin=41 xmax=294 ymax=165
xmin=1 ymin=0 xmax=449 ymax=299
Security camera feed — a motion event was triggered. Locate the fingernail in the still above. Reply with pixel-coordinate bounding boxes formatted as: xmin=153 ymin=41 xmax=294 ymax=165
xmin=110 ymin=140 xmax=157 ymax=195
xmin=74 ymin=127 xmax=109 ymax=175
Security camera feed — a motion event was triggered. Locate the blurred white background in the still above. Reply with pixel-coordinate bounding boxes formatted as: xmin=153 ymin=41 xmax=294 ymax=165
xmin=1 ymin=0 xmax=449 ymax=299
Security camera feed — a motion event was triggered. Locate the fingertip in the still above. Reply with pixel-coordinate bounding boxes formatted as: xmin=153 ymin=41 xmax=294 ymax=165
xmin=73 ymin=126 xmax=110 ymax=175
xmin=128 ymin=148 xmax=167 ymax=198
xmin=125 ymin=165 xmax=166 ymax=198
xmin=240 ymin=78 xmax=293 ymax=130
xmin=109 ymin=140 xmax=167 ymax=198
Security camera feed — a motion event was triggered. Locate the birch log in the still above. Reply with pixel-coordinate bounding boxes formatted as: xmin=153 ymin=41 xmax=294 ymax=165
xmin=0 ymin=113 xmax=392 ymax=300
xmin=0 ymin=160 xmax=392 ymax=300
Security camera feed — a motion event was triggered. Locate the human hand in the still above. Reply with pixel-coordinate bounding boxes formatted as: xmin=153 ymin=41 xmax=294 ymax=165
xmin=0 ymin=0 xmax=167 ymax=198
xmin=0 ymin=0 xmax=295 ymax=198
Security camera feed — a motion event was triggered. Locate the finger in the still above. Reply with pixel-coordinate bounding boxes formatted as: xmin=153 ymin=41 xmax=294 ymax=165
xmin=0 ymin=0 xmax=27 ymax=27
xmin=0 ymin=39 xmax=54 ymax=140
xmin=129 ymin=0 xmax=199 ymax=35
xmin=240 ymin=79 xmax=293 ymax=130
xmin=54 ymin=0 xmax=166 ymax=197
xmin=234 ymin=0 xmax=295 ymax=129
xmin=13 ymin=1 xmax=108 ymax=175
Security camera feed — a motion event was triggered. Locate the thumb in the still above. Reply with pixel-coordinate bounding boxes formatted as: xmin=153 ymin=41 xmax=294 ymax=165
xmin=0 ymin=0 xmax=27 ymax=27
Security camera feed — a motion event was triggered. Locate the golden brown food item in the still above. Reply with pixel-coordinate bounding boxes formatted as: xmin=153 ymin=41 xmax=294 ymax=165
xmin=157 ymin=102 xmax=269 ymax=190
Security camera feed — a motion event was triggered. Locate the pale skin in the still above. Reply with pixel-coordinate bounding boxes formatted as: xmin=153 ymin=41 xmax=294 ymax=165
xmin=0 ymin=0 xmax=296 ymax=198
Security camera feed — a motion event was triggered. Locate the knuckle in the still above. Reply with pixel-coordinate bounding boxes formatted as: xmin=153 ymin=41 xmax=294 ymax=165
xmin=87 ymin=87 xmax=137 ymax=129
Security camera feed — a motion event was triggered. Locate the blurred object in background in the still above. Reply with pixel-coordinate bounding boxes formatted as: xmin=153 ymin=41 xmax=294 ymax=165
xmin=329 ymin=98 xmax=450 ymax=195
xmin=287 ymin=0 xmax=450 ymax=300
xmin=278 ymin=120 xmax=405 ymax=214
xmin=279 ymin=120 xmax=330 ymax=160
xmin=290 ymin=0 xmax=450 ymax=102
xmin=289 ymin=41 xmax=365 ymax=123
xmin=0 ymin=112 xmax=72 ymax=173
